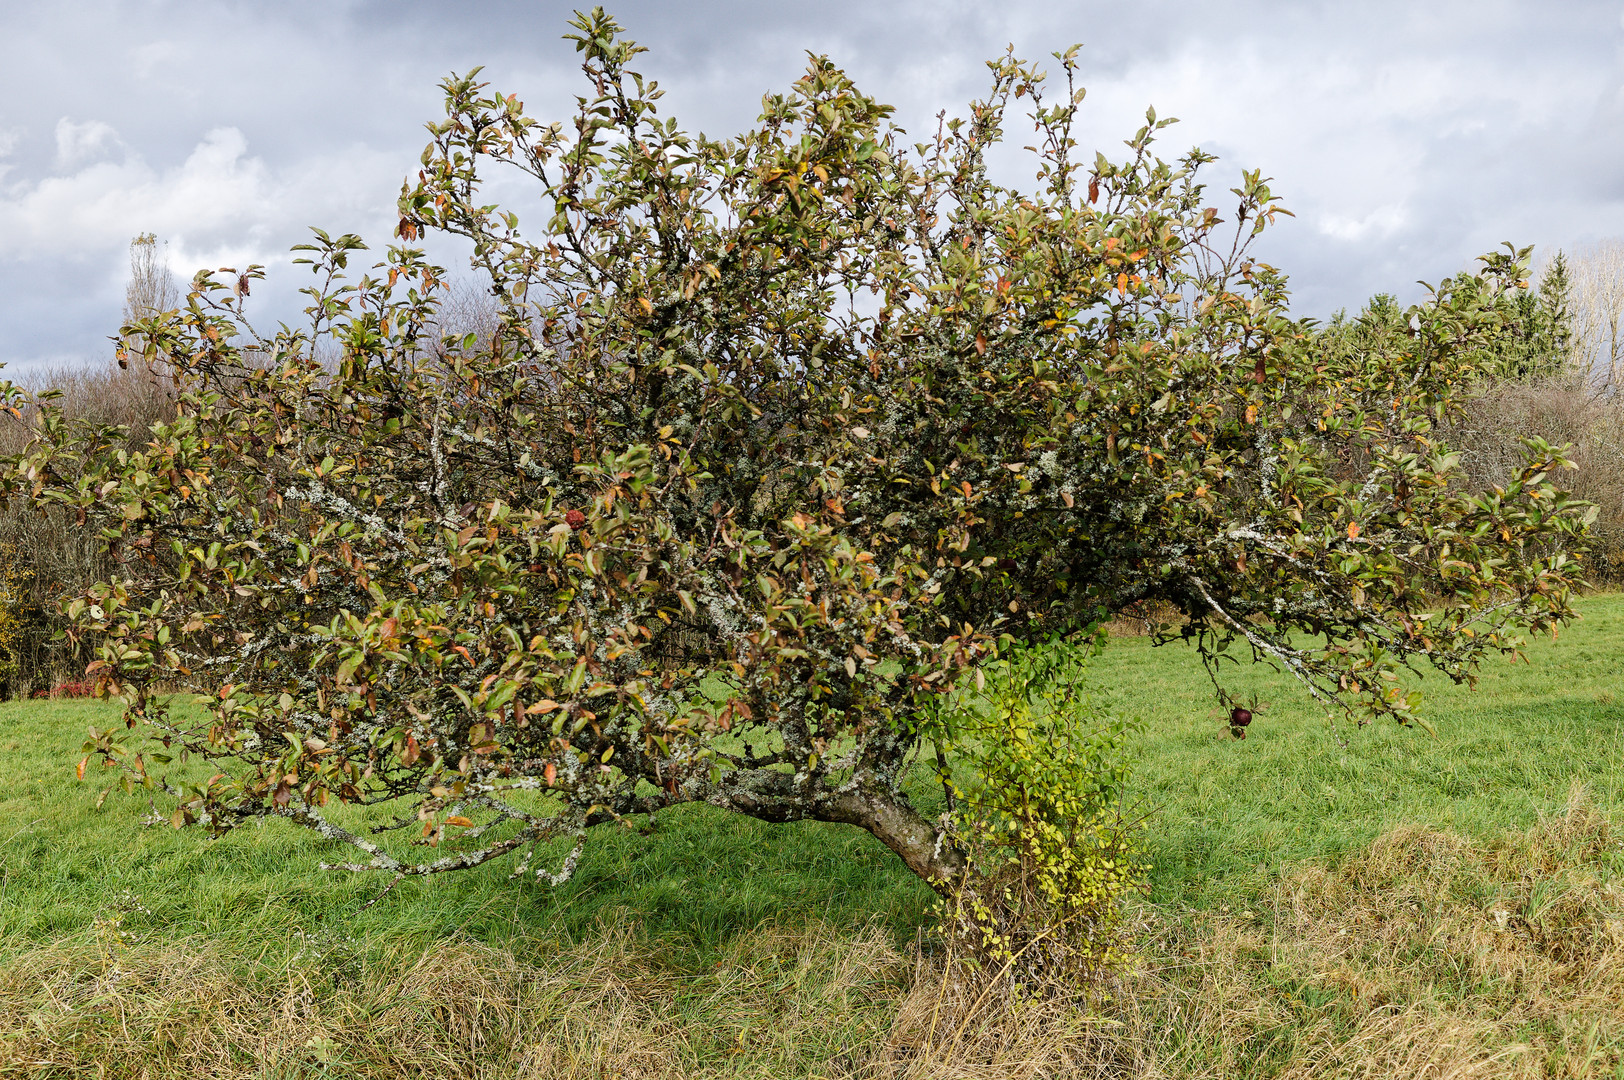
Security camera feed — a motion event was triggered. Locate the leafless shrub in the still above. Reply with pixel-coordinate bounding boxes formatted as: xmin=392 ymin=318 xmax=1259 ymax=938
xmin=0 ymin=357 xmax=178 ymax=694
xmin=1446 ymin=376 xmax=1624 ymax=582
xmin=432 ymin=274 xmax=503 ymax=343
xmin=1104 ymin=600 xmax=1186 ymax=638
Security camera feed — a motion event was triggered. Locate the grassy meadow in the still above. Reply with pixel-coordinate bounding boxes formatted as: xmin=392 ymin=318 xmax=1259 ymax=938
xmin=0 ymin=595 xmax=1622 ymax=1077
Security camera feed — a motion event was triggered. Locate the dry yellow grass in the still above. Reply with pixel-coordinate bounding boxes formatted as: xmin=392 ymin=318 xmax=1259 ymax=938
xmin=0 ymin=920 xmax=912 ymax=1079
xmin=5 ymin=787 xmax=1624 ymax=1078
xmin=1110 ymin=781 xmax=1624 ymax=1079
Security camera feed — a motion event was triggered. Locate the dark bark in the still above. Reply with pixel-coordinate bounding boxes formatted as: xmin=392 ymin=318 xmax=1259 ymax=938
xmin=822 ymin=787 xmax=966 ymax=887
xmin=676 ymin=766 xmax=966 ymax=889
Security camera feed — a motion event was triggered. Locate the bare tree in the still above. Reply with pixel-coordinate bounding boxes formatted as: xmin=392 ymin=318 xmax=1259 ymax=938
xmin=432 ymin=274 xmax=502 ymax=343
xmin=122 ymin=233 xmax=179 ymax=331
xmin=1561 ymin=240 xmax=1624 ymax=389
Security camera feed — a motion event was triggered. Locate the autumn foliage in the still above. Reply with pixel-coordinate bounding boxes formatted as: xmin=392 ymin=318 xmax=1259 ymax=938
xmin=0 ymin=9 xmax=1591 ymax=955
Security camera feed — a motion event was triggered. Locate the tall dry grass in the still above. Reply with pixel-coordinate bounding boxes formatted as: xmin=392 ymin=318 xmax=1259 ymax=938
xmin=1108 ymin=782 xmax=1624 ymax=1079
xmin=0 ymin=920 xmax=913 ymax=1079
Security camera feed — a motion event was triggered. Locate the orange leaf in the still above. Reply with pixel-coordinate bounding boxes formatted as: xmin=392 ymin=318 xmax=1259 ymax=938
xmin=1117 ymin=272 xmax=1129 ymax=296
xmin=76 ymin=757 xmax=87 ymax=781
xmin=445 ymin=815 xmax=474 ymax=828
xmin=1347 ymin=522 xmax=1361 ymax=539
xmin=544 ymin=762 xmax=557 ymax=786
xmin=1244 ymin=404 xmax=1258 ymax=424
xmin=974 ymin=333 xmax=987 ymax=356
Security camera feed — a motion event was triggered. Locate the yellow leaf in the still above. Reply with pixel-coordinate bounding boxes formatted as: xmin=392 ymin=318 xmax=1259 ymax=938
xmin=445 ymin=815 xmax=474 ymax=828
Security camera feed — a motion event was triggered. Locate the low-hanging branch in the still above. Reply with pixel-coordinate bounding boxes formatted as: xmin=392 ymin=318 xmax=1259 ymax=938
xmin=1 ymin=9 xmax=1592 ymax=892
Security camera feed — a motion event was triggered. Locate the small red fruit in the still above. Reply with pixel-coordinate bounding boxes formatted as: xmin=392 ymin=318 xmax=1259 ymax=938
xmin=565 ymin=509 xmax=587 ymax=530
xmin=1230 ymin=706 xmax=1253 ymax=727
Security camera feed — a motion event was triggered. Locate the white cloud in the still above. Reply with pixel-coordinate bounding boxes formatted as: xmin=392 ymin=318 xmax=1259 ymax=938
xmin=53 ymin=118 xmax=122 ymax=169
xmin=4 ymin=0 xmax=1624 ymax=374
xmin=0 ymin=125 xmax=400 ymax=271
xmin=0 ymin=116 xmax=405 ymax=379
xmin=130 ymin=40 xmax=184 ymax=82
xmin=1319 ymin=205 xmax=1409 ymax=243
xmin=0 ymin=128 xmax=18 ymax=185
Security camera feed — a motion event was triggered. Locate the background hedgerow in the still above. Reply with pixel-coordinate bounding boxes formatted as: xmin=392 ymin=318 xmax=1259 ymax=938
xmin=0 ymin=543 xmax=23 ymax=699
xmin=0 ymin=234 xmax=182 ymax=696
xmin=1313 ymin=253 xmax=1624 ymax=587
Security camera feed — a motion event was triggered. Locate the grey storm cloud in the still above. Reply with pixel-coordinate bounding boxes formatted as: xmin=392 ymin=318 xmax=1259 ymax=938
xmin=3 ymin=0 xmax=1624 ymax=378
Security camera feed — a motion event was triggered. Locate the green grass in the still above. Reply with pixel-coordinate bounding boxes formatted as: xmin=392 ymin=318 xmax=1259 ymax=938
xmin=1102 ymin=593 xmax=1624 ymax=908
xmin=3 ymin=596 xmax=1622 ymax=963
xmin=0 ymin=705 xmax=933 ymax=969
xmin=2 ymin=595 xmax=1623 ymax=1076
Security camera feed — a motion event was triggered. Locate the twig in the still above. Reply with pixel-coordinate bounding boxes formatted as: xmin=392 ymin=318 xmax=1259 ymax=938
xmin=358 ymin=872 xmax=406 ymax=912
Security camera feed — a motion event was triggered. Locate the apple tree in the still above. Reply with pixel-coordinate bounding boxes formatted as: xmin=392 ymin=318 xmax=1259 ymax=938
xmin=2 ymin=12 xmax=1590 ymax=925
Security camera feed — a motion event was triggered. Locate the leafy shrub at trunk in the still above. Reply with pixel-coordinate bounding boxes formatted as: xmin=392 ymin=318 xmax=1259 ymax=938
xmin=0 ymin=9 xmax=1591 ymax=936
xmin=937 ymin=640 xmax=1145 ymax=989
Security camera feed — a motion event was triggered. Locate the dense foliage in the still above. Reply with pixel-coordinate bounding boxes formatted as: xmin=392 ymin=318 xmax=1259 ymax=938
xmin=1317 ymin=253 xmax=1574 ymax=386
xmin=0 ymin=11 xmax=1591 ymax=894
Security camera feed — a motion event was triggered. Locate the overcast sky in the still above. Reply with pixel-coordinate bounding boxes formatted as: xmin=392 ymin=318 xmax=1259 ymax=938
xmin=3 ymin=0 xmax=1623 ymax=380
